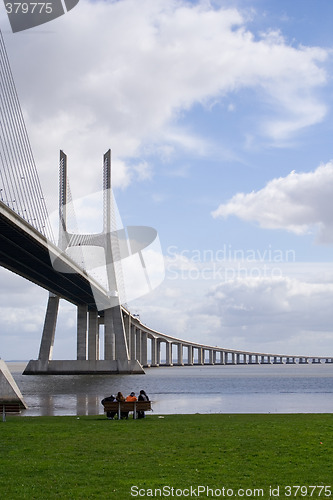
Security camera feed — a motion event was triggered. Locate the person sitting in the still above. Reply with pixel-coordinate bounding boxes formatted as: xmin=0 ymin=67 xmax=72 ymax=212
xmin=101 ymin=394 xmax=116 ymax=419
xmin=116 ymin=391 xmax=127 ymax=419
xmin=126 ymin=392 xmax=137 ymax=418
xmin=126 ymin=391 xmax=137 ymax=402
xmin=138 ymin=390 xmax=149 ymax=419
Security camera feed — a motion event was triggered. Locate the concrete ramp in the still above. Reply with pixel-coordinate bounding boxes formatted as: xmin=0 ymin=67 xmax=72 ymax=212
xmin=0 ymin=359 xmax=28 ymax=417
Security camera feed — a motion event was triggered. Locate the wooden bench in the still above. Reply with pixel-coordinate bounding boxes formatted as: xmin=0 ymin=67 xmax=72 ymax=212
xmin=102 ymin=401 xmax=152 ymax=420
xmin=1 ymin=402 xmax=25 ymax=422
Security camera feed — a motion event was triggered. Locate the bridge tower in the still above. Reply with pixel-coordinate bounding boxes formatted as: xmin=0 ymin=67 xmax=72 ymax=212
xmin=24 ymin=151 xmax=144 ymax=374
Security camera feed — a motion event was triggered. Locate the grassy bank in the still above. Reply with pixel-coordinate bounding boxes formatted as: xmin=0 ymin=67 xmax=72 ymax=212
xmin=0 ymin=414 xmax=332 ymax=499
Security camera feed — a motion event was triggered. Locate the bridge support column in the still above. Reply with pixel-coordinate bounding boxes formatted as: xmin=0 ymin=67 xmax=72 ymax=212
xmin=38 ymin=293 xmax=60 ymax=363
xmin=123 ymin=313 xmax=130 ymax=354
xmin=197 ymin=347 xmax=203 ymax=365
xmin=88 ymin=310 xmax=99 ymax=361
xmin=151 ymin=337 xmax=158 ymax=366
xmin=299 ymin=357 xmax=308 ymax=364
xmin=113 ymin=306 xmax=129 ymax=361
xmin=157 ymin=340 xmax=161 ymax=365
xmin=104 ymin=308 xmax=115 ymax=360
xmin=187 ymin=345 xmax=193 ymax=365
xmin=130 ymin=324 xmax=136 ymax=360
xmin=77 ymin=304 xmax=88 ymax=360
xmin=165 ymin=342 xmax=172 ymax=366
xmin=177 ymin=343 xmax=184 ymax=366
xmin=136 ymin=329 xmax=142 ymax=364
xmin=141 ymin=332 xmax=148 ymax=367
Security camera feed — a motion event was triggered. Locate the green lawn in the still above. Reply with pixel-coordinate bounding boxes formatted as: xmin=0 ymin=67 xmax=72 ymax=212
xmin=0 ymin=414 xmax=332 ymax=499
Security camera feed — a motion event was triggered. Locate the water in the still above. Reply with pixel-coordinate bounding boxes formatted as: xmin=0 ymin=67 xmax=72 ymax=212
xmin=8 ymin=362 xmax=333 ymax=416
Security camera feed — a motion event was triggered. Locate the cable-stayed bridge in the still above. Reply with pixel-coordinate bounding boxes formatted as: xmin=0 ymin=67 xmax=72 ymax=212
xmin=1 ymin=31 xmax=332 ymax=374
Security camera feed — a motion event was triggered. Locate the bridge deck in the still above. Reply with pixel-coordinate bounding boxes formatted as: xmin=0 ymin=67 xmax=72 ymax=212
xmin=0 ymin=201 xmax=108 ymax=310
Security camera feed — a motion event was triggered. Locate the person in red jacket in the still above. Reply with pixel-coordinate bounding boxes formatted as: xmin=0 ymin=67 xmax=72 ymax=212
xmin=126 ymin=392 xmax=137 ymax=418
xmin=126 ymin=391 xmax=137 ymax=402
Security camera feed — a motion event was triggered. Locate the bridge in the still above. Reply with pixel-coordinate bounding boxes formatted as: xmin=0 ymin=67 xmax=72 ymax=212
xmin=1 ymin=30 xmax=332 ymax=374
xmin=2 ymin=183 xmax=332 ymax=375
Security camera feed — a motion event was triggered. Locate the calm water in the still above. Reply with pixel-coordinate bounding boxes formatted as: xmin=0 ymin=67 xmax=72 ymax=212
xmin=8 ymin=362 xmax=333 ymax=416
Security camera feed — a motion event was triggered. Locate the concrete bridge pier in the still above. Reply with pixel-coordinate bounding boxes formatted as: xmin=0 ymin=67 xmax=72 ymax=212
xmin=229 ymin=352 xmax=236 ymax=364
xmin=141 ymin=332 xmax=148 ymax=367
xmin=38 ymin=293 xmax=60 ymax=366
xmin=136 ymin=328 xmax=142 ymax=365
xmin=77 ymin=304 xmax=88 ymax=360
xmin=130 ymin=324 xmax=136 ymax=361
xmin=219 ymin=351 xmax=226 ymax=365
xmin=187 ymin=345 xmax=194 ymax=365
xmin=298 ymin=357 xmax=309 ymax=364
xmin=197 ymin=347 xmax=204 ymax=365
xmin=207 ymin=349 xmax=214 ymax=365
xmin=24 ymin=299 xmax=144 ymax=374
xmin=88 ymin=310 xmax=99 ymax=360
xmin=175 ymin=343 xmax=184 ymax=366
xmin=150 ymin=337 xmax=159 ymax=367
xmin=165 ymin=341 xmax=173 ymax=366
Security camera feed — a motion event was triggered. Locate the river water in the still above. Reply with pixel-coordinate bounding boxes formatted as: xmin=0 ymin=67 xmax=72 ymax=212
xmin=7 ymin=362 xmax=333 ymax=417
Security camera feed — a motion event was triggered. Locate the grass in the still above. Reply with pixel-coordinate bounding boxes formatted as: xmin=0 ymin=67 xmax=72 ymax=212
xmin=0 ymin=413 xmax=332 ymax=499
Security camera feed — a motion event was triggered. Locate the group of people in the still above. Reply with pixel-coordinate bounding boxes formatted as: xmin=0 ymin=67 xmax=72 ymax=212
xmin=101 ymin=390 xmax=149 ymax=420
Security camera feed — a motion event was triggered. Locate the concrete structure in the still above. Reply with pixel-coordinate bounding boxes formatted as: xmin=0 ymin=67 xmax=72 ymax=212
xmin=1 ymin=154 xmax=332 ymax=375
xmin=24 ymin=151 xmax=143 ymax=375
xmin=0 ymin=359 xmax=28 ymax=419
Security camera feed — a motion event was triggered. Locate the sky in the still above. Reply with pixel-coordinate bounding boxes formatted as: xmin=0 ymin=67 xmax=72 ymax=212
xmin=0 ymin=0 xmax=333 ymax=361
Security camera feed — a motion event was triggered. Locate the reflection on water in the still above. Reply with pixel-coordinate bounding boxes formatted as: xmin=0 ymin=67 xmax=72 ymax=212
xmin=7 ymin=363 xmax=333 ymax=416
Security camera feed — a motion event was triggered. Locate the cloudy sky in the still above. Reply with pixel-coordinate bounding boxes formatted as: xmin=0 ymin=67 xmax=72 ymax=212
xmin=1 ymin=0 xmax=333 ymax=361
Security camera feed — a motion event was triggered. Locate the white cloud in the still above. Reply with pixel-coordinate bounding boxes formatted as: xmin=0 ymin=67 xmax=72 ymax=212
xmin=3 ymin=0 xmax=329 ymax=207
xmin=132 ymin=269 xmax=333 ymax=356
xmin=212 ymin=161 xmax=333 ymax=242
xmin=202 ymin=276 xmax=333 ymax=353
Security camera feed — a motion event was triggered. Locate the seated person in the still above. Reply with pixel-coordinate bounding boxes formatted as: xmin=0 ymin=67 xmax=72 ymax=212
xmin=101 ymin=394 xmax=116 ymax=419
xmin=138 ymin=389 xmax=149 ymax=419
xmin=126 ymin=391 xmax=137 ymax=402
xmin=116 ymin=391 xmax=128 ymax=419
xmin=126 ymin=392 xmax=137 ymax=418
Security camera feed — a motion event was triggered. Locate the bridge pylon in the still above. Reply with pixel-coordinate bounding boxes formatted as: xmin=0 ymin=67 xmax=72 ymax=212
xmin=24 ymin=151 xmax=144 ymax=375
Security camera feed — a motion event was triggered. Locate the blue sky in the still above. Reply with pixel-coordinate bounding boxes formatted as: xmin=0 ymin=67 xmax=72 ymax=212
xmin=0 ymin=0 xmax=333 ymax=360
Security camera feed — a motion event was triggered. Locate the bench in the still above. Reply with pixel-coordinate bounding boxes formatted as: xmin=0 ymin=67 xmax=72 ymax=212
xmin=1 ymin=402 xmax=25 ymax=422
xmin=102 ymin=401 xmax=152 ymax=420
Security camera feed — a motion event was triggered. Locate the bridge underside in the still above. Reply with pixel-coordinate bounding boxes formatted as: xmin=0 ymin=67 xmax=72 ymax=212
xmin=23 ymin=359 xmax=144 ymax=375
xmin=0 ymin=202 xmax=108 ymax=309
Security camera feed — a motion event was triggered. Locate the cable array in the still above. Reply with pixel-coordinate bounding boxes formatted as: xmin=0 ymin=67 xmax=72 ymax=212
xmin=0 ymin=30 xmax=54 ymax=242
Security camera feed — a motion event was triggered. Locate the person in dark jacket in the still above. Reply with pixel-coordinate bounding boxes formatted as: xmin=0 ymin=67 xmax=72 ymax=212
xmin=137 ymin=389 xmax=149 ymax=419
xmin=101 ymin=394 xmax=116 ymax=419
